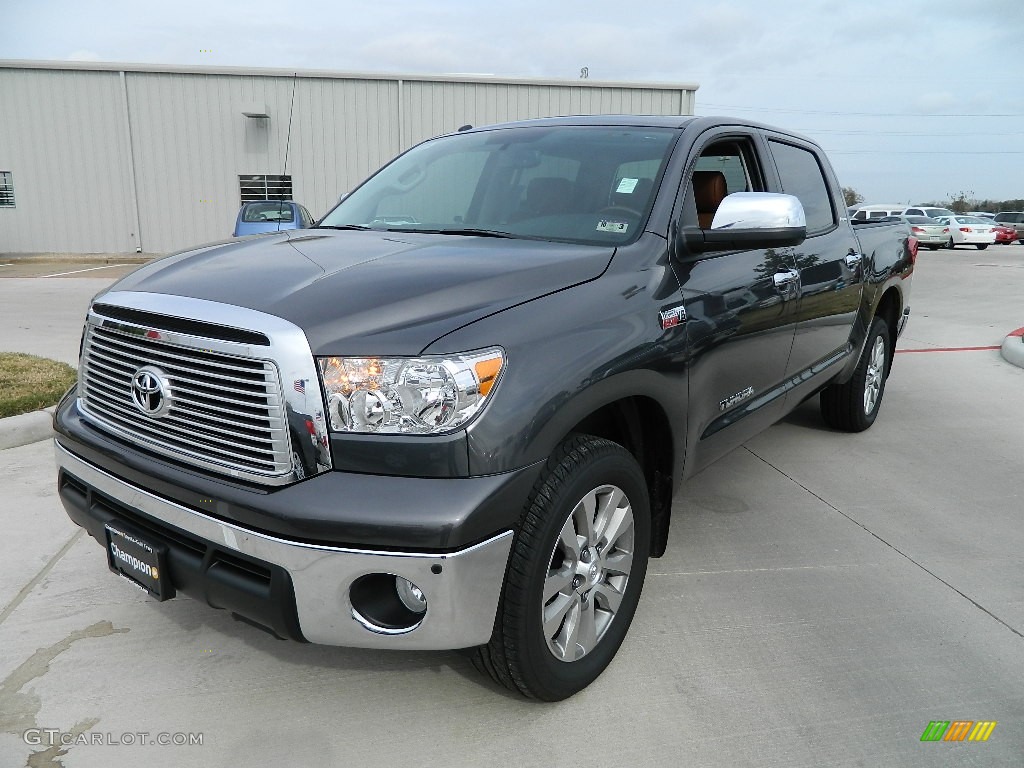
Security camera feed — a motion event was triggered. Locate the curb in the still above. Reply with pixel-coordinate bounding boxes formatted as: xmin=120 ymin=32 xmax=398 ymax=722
xmin=1001 ymin=327 xmax=1024 ymax=370
xmin=0 ymin=252 xmax=157 ymax=265
xmin=0 ymin=407 xmax=55 ymax=451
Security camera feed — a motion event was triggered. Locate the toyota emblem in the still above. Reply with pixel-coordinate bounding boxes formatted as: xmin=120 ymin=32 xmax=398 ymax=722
xmin=131 ymin=366 xmax=172 ymax=417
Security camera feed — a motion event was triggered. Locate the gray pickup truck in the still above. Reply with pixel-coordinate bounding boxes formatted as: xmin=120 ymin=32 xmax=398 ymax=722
xmin=54 ymin=115 xmax=913 ymax=700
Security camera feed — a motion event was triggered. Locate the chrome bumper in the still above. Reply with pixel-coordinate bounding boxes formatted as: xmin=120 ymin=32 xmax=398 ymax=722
xmin=55 ymin=442 xmax=512 ymax=650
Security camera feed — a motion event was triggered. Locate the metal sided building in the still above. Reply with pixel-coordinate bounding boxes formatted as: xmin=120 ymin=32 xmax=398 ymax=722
xmin=0 ymin=60 xmax=698 ymax=255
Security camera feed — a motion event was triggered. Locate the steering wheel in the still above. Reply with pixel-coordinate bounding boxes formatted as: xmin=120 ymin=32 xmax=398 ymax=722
xmin=596 ymin=205 xmax=641 ymax=218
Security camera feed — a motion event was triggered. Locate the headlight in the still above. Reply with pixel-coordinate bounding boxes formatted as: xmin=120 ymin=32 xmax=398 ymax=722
xmin=316 ymin=348 xmax=504 ymax=434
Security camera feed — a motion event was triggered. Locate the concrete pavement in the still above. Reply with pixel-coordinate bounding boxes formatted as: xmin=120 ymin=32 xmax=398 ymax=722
xmin=1 ymin=247 xmax=1022 ymax=767
xmin=0 ymin=276 xmax=109 ymax=450
xmin=0 ymin=277 xmax=116 ymax=366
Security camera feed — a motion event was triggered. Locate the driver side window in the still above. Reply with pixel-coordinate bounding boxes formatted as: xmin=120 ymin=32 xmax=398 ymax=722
xmin=686 ymin=139 xmax=763 ymax=229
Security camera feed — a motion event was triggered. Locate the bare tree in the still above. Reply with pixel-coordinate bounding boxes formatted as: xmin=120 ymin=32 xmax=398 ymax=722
xmin=947 ymin=190 xmax=975 ymax=214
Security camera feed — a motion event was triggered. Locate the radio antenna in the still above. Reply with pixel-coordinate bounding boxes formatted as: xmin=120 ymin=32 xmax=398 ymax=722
xmin=276 ymin=72 xmax=298 ymax=232
xmin=282 ymin=72 xmax=297 ymax=179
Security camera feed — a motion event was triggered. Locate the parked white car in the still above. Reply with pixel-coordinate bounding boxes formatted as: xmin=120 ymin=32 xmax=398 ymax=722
xmin=935 ymin=215 xmax=997 ymax=250
xmin=850 ymin=204 xmax=907 ymax=221
xmin=903 ymin=206 xmax=955 ymax=219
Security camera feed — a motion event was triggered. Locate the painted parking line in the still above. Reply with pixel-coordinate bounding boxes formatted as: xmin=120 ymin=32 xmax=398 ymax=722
xmin=37 ymin=264 xmax=130 ymax=278
xmin=896 ymin=345 xmax=1002 ymax=354
xmin=0 ymin=264 xmax=13 ymax=268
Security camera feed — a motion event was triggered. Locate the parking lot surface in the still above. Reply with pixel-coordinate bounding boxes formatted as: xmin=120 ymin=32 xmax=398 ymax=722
xmin=1 ymin=246 xmax=1022 ymax=767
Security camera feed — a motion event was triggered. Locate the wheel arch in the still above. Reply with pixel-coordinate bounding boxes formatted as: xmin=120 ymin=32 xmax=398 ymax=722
xmin=561 ymin=393 xmax=677 ymax=558
xmin=873 ymin=286 xmax=902 ymax=373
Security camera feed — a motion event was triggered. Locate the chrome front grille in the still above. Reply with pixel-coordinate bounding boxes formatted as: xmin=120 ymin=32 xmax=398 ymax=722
xmin=79 ymin=314 xmax=292 ymax=482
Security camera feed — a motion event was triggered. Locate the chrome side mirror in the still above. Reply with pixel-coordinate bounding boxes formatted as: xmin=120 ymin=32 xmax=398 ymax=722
xmin=679 ymin=192 xmax=808 ymax=256
xmin=710 ymin=192 xmax=806 ymax=230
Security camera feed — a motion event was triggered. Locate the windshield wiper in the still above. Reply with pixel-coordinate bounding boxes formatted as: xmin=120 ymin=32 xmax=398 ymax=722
xmin=396 ymin=228 xmax=517 ymax=239
xmin=321 ymin=224 xmax=521 ymax=239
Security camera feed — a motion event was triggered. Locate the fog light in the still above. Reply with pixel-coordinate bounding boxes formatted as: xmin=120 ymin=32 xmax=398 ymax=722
xmin=395 ymin=577 xmax=427 ymax=613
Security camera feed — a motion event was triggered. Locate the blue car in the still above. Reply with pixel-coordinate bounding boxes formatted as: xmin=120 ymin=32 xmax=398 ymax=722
xmin=233 ymin=200 xmax=315 ymax=237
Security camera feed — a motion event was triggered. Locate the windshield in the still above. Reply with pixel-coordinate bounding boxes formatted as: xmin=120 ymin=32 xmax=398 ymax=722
xmin=319 ymin=126 xmax=679 ymax=246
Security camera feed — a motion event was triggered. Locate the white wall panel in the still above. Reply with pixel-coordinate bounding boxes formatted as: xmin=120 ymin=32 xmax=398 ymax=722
xmin=0 ymin=62 xmax=696 ymax=254
xmin=401 ymin=81 xmax=690 ymax=149
xmin=0 ymin=68 xmax=136 ymax=252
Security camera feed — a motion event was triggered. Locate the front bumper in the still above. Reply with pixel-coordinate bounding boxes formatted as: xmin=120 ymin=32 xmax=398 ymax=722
xmin=56 ymin=442 xmax=513 ymax=649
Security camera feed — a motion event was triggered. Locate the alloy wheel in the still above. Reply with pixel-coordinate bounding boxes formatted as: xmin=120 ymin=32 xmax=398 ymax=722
xmin=863 ymin=336 xmax=886 ymax=415
xmin=541 ymin=484 xmax=635 ymax=662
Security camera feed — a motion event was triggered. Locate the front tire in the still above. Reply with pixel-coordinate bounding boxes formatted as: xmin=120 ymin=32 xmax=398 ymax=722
xmin=820 ymin=316 xmax=892 ymax=432
xmin=946 ymin=237 xmax=955 ymax=249
xmin=473 ymin=435 xmax=650 ymax=700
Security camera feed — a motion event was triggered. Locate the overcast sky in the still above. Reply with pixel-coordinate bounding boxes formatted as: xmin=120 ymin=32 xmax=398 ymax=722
xmin=4 ymin=0 xmax=1023 ymax=204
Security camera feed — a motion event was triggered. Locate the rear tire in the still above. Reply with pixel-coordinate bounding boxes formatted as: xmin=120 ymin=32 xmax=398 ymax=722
xmin=820 ymin=316 xmax=891 ymax=432
xmin=976 ymin=244 xmax=988 ymax=250
xmin=927 ymin=245 xmax=939 ymax=251
xmin=472 ymin=435 xmax=650 ymax=701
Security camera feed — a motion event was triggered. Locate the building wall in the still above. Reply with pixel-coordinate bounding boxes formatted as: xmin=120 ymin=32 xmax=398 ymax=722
xmin=0 ymin=67 xmax=138 ymax=252
xmin=0 ymin=61 xmax=697 ymax=254
xmin=122 ymin=71 xmax=403 ymax=255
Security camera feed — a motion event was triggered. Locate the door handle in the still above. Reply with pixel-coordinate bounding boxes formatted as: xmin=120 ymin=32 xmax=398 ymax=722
xmin=845 ymin=251 xmax=863 ymax=268
xmin=773 ymin=269 xmax=800 ymax=289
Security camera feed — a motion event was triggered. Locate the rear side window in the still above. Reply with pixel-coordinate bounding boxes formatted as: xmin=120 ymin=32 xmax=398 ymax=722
xmin=242 ymin=202 xmax=294 ymax=223
xmin=768 ymin=140 xmax=836 ymax=234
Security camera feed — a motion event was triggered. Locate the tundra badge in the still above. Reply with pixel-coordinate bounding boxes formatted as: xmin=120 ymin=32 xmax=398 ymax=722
xmin=719 ymin=386 xmax=754 ymax=412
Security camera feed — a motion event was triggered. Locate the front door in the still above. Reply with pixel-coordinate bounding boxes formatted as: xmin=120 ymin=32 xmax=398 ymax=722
xmin=675 ymin=132 xmax=801 ymax=475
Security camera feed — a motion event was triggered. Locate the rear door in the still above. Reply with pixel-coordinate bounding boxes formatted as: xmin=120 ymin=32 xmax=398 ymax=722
xmin=765 ymin=137 xmax=865 ymax=386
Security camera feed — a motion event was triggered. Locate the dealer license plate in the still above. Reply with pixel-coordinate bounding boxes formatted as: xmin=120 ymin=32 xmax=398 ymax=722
xmin=104 ymin=521 xmax=175 ymax=601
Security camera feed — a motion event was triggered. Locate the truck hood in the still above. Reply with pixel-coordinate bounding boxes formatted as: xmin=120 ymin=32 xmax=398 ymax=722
xmin=108 ymin=229 xmax=615 ymax=355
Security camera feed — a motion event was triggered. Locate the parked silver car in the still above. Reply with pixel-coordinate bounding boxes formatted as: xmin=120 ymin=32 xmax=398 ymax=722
xmin=899 ymin=215 xmax=949 ymax=251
